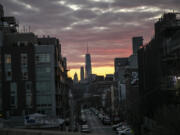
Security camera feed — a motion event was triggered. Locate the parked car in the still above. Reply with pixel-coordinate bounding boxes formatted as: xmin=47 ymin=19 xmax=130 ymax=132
xmin=95 ymin=111 xmax=99 ymax=116
xmin=81 ymin=124 xmax=91 ymax=133
xmin=116 ymin=126 xmax=128 ymax=134
xmin=112 ymin=122 xmax=123 ymax=130
xmin=103 ymin=117 xmax=111 ymax=125
xmin=98 ymin=113 xmax=104 ymax=120
xmin=118 ymin=128 xmax=132 ymax=135
xmin=79 ymin=117 xmax=87 ymax=125
xmin=113 ymin=117 xmax=121 ymax=124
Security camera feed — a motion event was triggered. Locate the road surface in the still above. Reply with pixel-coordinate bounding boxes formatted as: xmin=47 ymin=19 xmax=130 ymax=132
xmin=84 ymin=110 xmax=116 ymax=135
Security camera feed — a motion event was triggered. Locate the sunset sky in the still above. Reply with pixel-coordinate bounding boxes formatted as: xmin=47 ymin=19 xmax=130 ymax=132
xmin=1 ymin=0 xmax=180 ymax=79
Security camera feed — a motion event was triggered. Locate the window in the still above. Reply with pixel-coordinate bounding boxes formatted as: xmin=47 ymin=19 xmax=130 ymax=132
xmin=21 ymin=53 xmax=27 ymax=60
xmin=22 ymin=68 xmax=28 ymax=80
xmin=10 ymin=82 xmax=17 ymax=92
xmin=36 ymin=82 xmax=51 ymax=93
xmin=22 ymin=72 xmax=28 ymax=80
xmin=7 ymin=71 xmax=12 ymax=76
xmin=18 ymin=41 xmax=28 ymax=46
xmin=4 ymin=55 xmax=12 ymax=80
xmin=26 ymin=95 xmax=32 ymax=107
xmin=36 ymin=95 xmax=51 ymax=105
xmin=25 ymin=81 xmax=32 ymax=92
xmin=10 ymin=96 xmax=15 ymax=105
xmin=36 ymin=67 xmax=51 ymax=80
xmin=36 ymin=67 xmax=51 ymax=73
xmin=5 ymin=54 xmax=11 ymax=64
xmin=6 ymin=69 xmax=12 ymax=81
xmin=35 ymin=53 xmax=50 ymax=63
xmin=21 ymin=53 xmax=28 ymax=66
xmin=25 ymin=81 xmax=32 ymax=107
xmin=10 ymin=82 xmax=17 ymax=107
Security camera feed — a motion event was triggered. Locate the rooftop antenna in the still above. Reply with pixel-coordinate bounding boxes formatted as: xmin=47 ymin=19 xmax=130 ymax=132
xmin=87 ymin=42 xmax=89 ymax=53
xmin=23 ymin=25 xmax=25 ymax=33
xmin=29 ymin=25 xmax=31 ymax=32
xmin=25 ymin=26 xmax=27 ymax=32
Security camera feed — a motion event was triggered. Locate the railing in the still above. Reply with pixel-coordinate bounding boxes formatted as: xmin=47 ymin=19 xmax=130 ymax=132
xmin=0 ymin=128 xmax=97 ymax=135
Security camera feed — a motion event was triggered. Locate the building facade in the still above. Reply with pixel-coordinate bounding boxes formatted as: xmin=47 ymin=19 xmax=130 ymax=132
xmin=138 ymin=12 xmax=180 ymax=134
xmin=0 ymin=5 xmax=69 ymax=117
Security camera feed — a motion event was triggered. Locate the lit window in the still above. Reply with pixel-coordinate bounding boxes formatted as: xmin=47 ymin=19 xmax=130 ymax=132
xmin=5 ymin=54 xmax=11 ymax=64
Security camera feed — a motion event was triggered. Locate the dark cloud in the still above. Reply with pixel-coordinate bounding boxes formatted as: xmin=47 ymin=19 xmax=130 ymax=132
xmin=112 ymin=0 xmax=180 ymax=9
xmin=0 ymin=0 xmax=179 ymax=74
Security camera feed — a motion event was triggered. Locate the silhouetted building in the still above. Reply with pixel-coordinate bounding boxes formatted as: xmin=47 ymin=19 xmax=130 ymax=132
xmin=105 ymin=74 xmax=114 ymax=81
xmin=0 ymin=4 xmax=4 ymax=17
xmin=95 ymin=75 xmax=104 ymax=81
xmin=128 ymin=36 xmax=143 ymax=69
xmin=73 ymin=72 xmax=78 ymax=84
xmin=80 ymin=66 xmax=84 ymax=81
xmin=0 ymin=4 xmax=18 ymax=33
xmin=132 ymin=37 xmax=143 ymax=54
xmin=63 ymin=57 xmax=67 ymax=70
xmin=154 ymin=13 xmax=179 ymax=37
xmin=138 ymin=12 xmax=180 ymax=134
xmin=91 ymin=74 xmax=97 ymax=81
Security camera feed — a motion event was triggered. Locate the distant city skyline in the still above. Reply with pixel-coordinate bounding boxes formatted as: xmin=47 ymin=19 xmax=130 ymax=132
xmin=1 ymin=0 xmax=179 ymax=79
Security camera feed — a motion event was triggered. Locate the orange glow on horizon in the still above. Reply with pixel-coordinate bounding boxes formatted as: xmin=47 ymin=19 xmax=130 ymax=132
xmin=68 ymin=66 xmax=114 ymax=80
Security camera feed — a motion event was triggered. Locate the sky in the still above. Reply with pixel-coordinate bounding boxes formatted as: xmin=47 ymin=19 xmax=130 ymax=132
xmin=1 ymin=0 xmax=180 ymax=79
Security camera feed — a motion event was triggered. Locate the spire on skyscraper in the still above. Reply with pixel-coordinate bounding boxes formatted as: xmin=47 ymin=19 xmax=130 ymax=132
xmin=87 ymin=42 xmax=89 ymax=54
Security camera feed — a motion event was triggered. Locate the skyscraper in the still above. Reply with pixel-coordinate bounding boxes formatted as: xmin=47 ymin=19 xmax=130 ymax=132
xmin=85 ymin=45 xmax=92 ymax=80
xmin=73 ymin=72 xmax=78 ymax=84
xmin=80 ymin=66 xmax=84 ymax=81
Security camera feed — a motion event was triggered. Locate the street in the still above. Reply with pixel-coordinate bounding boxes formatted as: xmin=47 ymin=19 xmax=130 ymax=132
xmin=84 ymin=110 xmax=116 ymax=135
